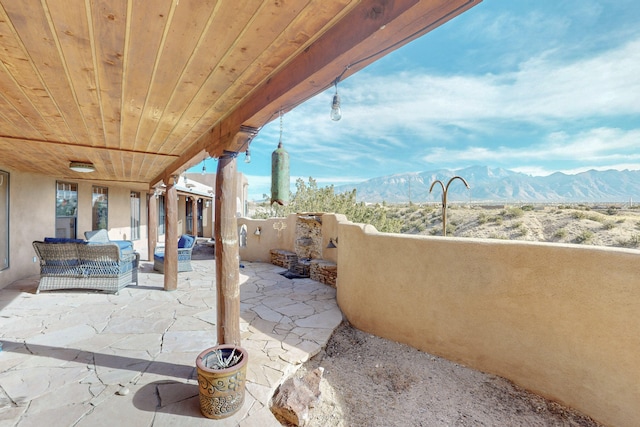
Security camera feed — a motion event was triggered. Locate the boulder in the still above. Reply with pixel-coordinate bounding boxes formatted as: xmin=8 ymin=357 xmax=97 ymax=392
xmin=270 ymin=367 xmax=324 ymax=426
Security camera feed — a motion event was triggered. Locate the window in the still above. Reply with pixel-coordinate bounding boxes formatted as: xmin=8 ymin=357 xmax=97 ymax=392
xmin=56 ymin=181 xmax=78 ymax=239
xmin=130 ymin=191 xmax=140 ymax=240
xmin=158 ymin=195 xmax=165 ymax=236
xmin=0 ymin=170 xmax=9 ymax=271
xmin=92 ymin=186 xmax=108 ymax=230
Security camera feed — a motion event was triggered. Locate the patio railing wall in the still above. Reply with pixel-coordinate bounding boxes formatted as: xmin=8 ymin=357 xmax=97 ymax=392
xmin=239 ymin=213 xmax=640 ymax=427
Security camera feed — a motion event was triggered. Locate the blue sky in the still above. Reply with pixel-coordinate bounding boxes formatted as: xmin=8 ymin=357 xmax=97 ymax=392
xmin=193 ymin=0 xmax=640 ymax=200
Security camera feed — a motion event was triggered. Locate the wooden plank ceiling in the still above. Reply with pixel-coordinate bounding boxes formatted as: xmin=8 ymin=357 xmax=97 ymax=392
xmin=0 ymin=0 xmax=480 ymax=188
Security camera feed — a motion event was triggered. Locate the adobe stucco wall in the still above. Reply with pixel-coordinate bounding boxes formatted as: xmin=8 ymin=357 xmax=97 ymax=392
xmin=0 ymin=171 xmax=54 ymax=287
xmin=336 ymin=219 xmax=640 ymax=427
xmin=238 ymin=213 xmax=341 ymax=263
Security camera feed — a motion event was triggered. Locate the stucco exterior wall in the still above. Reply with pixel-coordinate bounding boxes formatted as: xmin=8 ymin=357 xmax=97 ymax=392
xmin=238 ymin=213 xmax=342 ymax=263
xmin=336 ymin=218 xmax=640 ymax=427
xmin=238 ymin=214 xmax=297 ymax=262
xmin=0 ymin=171 xmax=54 ymax=287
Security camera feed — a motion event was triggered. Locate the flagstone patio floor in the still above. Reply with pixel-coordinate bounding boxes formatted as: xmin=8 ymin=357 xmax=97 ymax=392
xmin=0 ymin=259 xmax=343 ymax=426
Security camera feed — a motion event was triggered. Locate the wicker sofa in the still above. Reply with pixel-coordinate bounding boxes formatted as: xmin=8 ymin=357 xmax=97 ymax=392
xmin=32 ymin=237 xmax=139 ymax=294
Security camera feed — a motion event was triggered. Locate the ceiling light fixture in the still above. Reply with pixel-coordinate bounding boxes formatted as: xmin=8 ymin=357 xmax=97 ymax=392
xmin=69 ymin=161 xmax=95 ymax=173
xmin=201 ymin=159 xmax=206 ymax=175
xmin=244 ymin=149 xmax=251 ymax=163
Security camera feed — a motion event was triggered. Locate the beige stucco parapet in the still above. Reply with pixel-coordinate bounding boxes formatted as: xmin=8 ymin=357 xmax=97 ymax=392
xmin=335 ymin=216 xmax=639 ymax=427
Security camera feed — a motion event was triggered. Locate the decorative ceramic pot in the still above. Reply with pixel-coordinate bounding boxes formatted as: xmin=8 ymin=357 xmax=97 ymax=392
xmin=196 ymin=345 xmax=248 ymax=419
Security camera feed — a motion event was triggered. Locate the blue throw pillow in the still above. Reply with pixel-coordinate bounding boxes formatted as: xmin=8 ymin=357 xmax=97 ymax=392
xmin=178 ymin=235 xmax=195 ymax=249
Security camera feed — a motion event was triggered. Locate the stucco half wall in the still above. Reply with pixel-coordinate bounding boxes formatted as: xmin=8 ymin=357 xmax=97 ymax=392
xmin=336 ymin=218 xmax=639 ymax=427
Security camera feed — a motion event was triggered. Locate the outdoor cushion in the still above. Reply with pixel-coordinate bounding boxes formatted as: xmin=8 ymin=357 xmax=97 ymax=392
xmin=85 ymin=229 xmax=110 ymax=242
xmin=85 ymin=230 xmax=134 ymax=256
xmin=112 ymin=240 xmax=134 ymax=254
xmin=44 ymin=237 xmax=86 ymax=244
xmin=178 ymin=234 xmax=195 ymax=249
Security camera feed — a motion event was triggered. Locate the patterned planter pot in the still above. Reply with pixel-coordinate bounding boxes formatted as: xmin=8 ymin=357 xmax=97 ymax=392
xmin=196 ymin=345 xmax=248 ymax=419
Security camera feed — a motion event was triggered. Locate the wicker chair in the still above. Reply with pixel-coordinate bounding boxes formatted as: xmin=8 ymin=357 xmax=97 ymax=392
xmin=154 ymin=234 xmax=196 ymax=273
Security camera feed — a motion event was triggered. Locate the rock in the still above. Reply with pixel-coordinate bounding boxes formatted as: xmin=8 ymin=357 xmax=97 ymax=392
xmin=116 ymin=386 xmax=129 ymax=396
xmin=270 ymin=367 xmax=324 ymax=426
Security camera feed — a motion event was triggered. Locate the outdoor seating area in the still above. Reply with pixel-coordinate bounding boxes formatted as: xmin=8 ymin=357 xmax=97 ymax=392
xmin=0 ymin=259 xmax=342 ymax=426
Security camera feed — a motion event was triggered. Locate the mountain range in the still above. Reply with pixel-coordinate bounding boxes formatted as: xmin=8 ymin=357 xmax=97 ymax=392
xmin=334 ymin=166 xmax=640 ymax=204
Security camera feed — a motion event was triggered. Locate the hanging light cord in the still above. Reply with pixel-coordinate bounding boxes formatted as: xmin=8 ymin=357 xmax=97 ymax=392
xmin=278 ymin=110 xmax=284 ymax=144
xmin=264 ymin=0 xmax=476 ymax=120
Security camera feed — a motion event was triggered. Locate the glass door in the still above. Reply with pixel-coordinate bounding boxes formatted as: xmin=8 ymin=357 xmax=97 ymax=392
xmin=56 ymin=182 xmax=78 ymax=238
xmin=130 ymin=191 xmax=140 ymax=240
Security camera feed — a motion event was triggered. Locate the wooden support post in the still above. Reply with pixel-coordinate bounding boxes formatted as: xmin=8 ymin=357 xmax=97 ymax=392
xmin=192 ymin=197 xmax=198 ymax=236
xmin=164 ymin=176 xmax=179 ymax=291
xmin=148 ymin=191 xmax=158 ymax=261
xmin=215 ymin=152 xmax=241 ymax=345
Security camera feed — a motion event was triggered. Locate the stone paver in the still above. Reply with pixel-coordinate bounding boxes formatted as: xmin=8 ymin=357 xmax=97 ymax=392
xmin=0 ymin=260 xmax=342 ymax=426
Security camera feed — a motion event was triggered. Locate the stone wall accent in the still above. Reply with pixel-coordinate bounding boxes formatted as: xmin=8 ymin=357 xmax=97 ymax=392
xmin=310 ymin=260 xmax=337 ymax=288
xmin=270 ymin=249 xmax=298 ymax=270
xmin=294 ymin=215 xmax=322 ymax=260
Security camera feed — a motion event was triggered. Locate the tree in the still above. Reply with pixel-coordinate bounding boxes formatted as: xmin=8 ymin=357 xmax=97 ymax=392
xmin=253 ymin=177 xmax=402 ymax=233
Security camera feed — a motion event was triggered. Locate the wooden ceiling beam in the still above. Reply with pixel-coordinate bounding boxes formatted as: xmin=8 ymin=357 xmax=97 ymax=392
xmin=159 ymin=0 xmax=480 ymax=182
xmin=0 ymin=135 xmax=179 ymax=159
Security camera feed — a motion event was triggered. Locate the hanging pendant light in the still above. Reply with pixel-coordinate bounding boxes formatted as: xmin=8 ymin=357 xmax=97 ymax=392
xmin=271 ymin=111 xmax=290 ymax=206
xmin=330 ymin=79 xmax=342 ymax=121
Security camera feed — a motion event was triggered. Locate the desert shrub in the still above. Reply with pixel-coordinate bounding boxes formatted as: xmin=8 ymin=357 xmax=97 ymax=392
xmin=602 ymin=221 xmax=616 ymax=230
xmin=571 ymin=211 xmax=587 ymax=220
xmin=255 ymin=177 xmax=402 ymax=233
xmin=606 ymin=206 xmax=619 ymax=215
xmin=516 ymin=224 xmax=529 ymax=236
xmin=616 ymin=218 xmax=626 ymax=224
xmin=488 ymin=233 xmax=508 ymax=240
xmin=504 ymin=207 xmax=524 ymax=218
xmin=575 ymin=230 xmax=594 ymax=243
xmin=521 ymin=204 xmax=535 ymax=211
xmin=587 ymin=214 xmax=604 ymax=223
xmin=616 ymin=235 xmax=639 ymax=247
xmin=477 ymin=212 xmax=488 ymax=224
xmin=445 ymin=223 xmax=457 ymax=235
xmin=554 ymin=228 xmax=567 ymax=239
xmin=414 ymin=223 xmax=426 ymax=233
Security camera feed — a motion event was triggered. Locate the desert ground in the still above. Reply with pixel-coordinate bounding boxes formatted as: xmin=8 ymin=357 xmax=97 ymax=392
xmin=278 ymin=204 xmax=639 ymax=426
xmin=397 ymin=203 xmax=640 ymax=248
xmin=298 ymin=322 xmax=602 ymax=427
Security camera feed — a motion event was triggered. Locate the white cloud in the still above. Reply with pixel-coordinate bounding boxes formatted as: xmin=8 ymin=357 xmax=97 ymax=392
xmin=420 ymin=127 xmax=640 ymax=166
